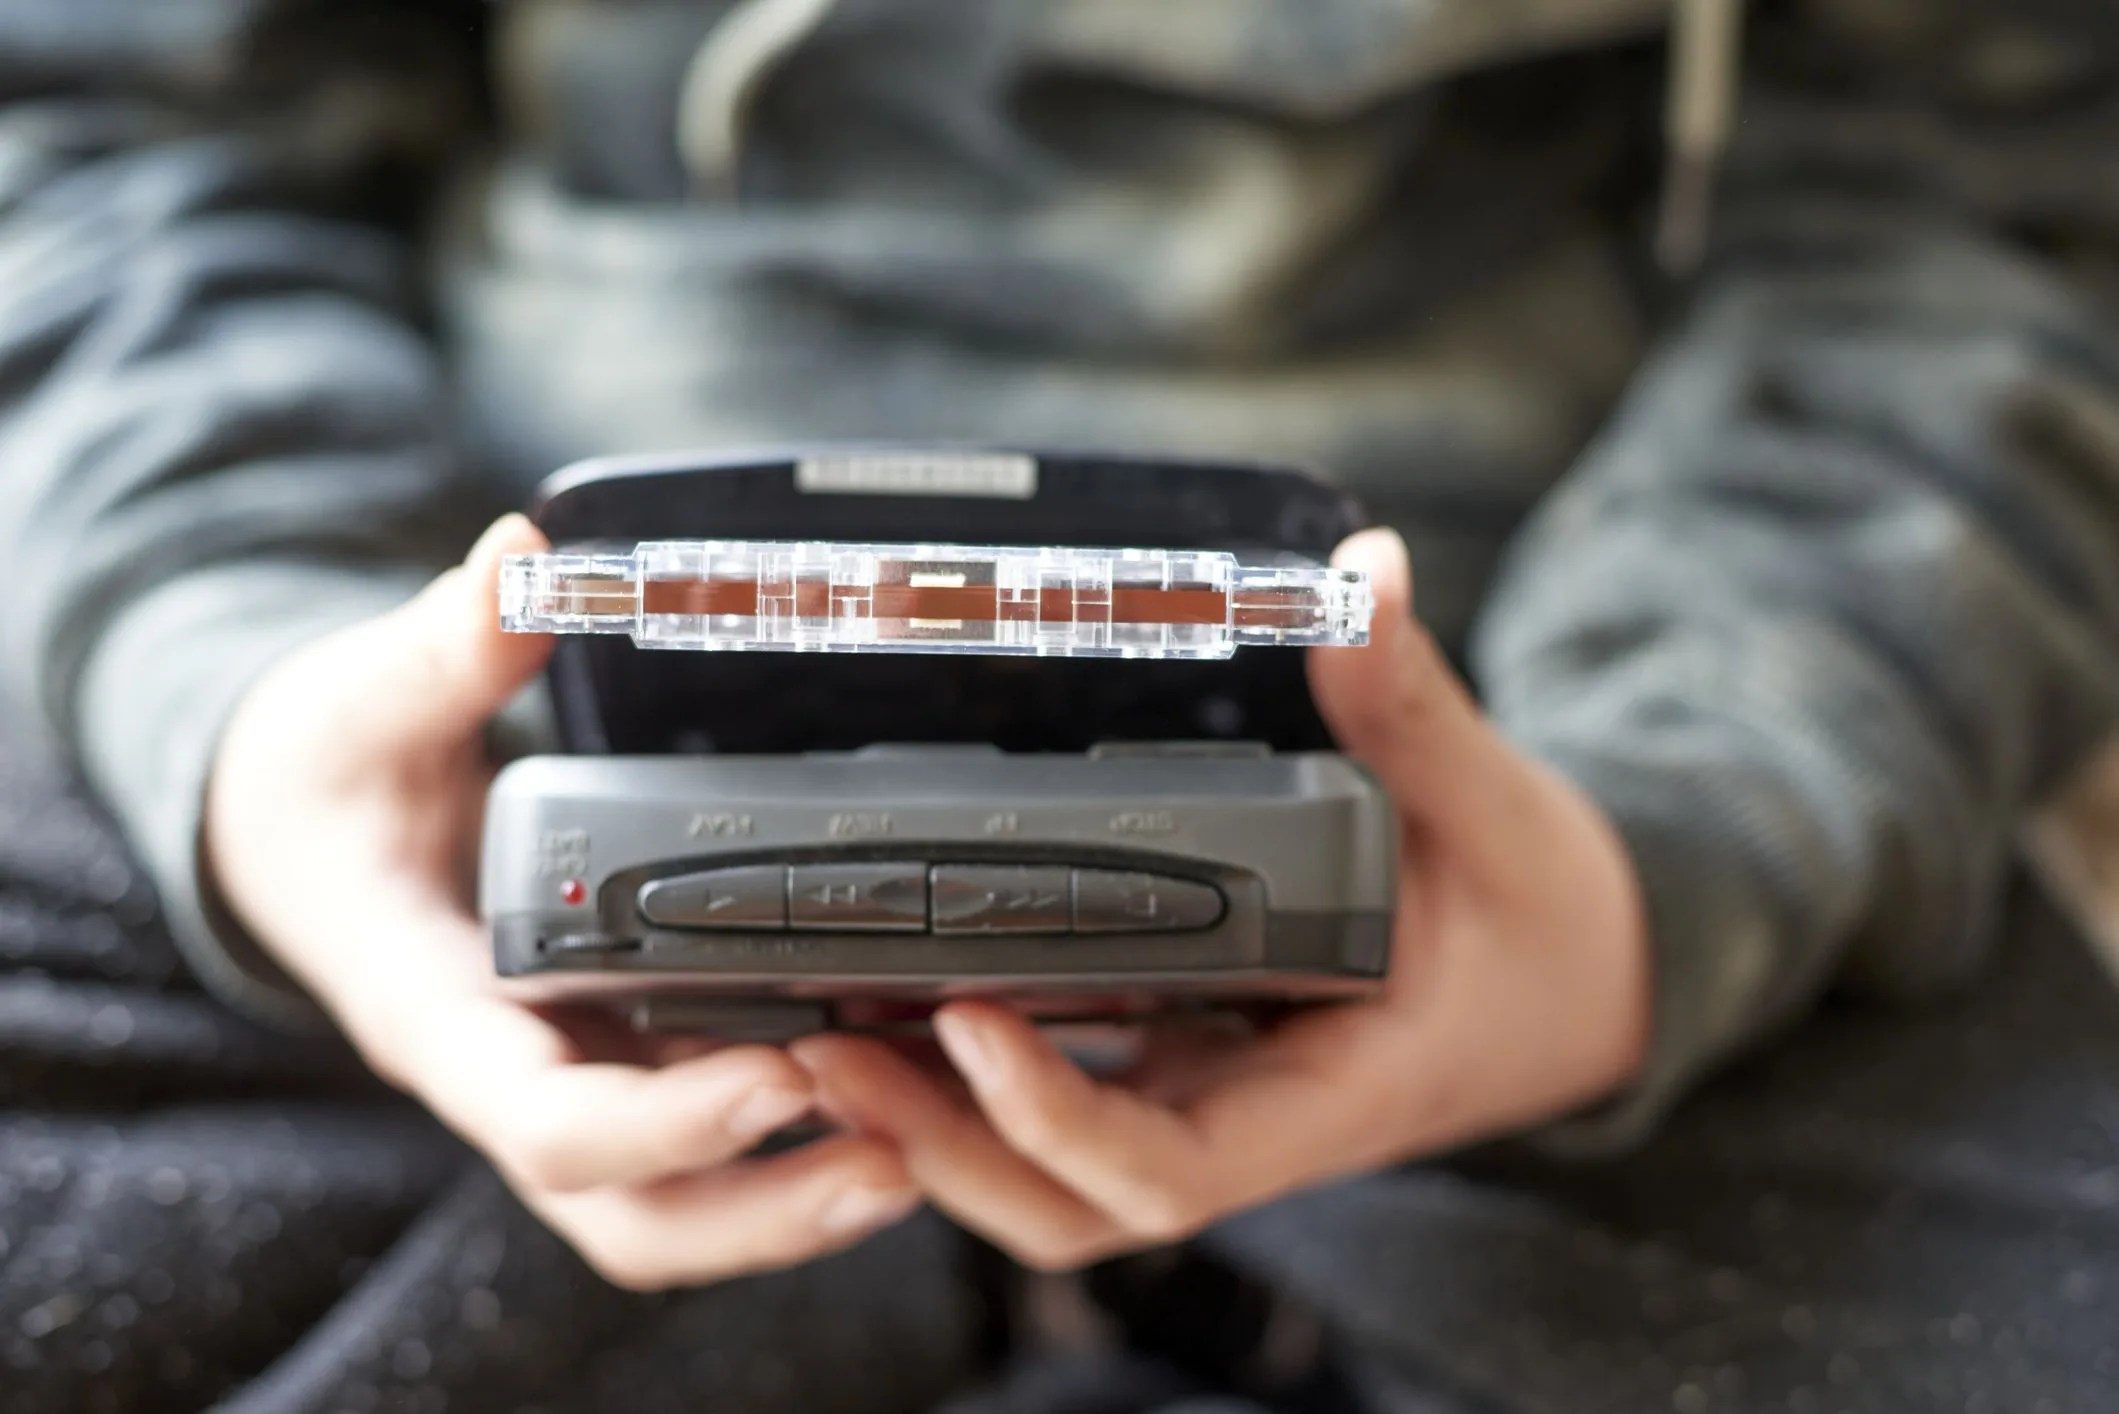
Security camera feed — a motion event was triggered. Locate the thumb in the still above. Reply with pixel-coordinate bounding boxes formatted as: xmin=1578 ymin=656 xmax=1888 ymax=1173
xmin=1306 ymin=528 xmax=1502 ymax=828
xmin=363 ymin=513 xmax=555 ymax=749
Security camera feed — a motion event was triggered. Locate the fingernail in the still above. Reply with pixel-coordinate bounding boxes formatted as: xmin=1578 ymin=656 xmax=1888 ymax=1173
xmin=1385 ymin=527 xmax=1413 ymax=611
xmin=932 ymin=1011 xmax=996 ymax=1088
xmin=819 ymin=1185 xmax=920 ymax=1237
xmin=725 ymin=1085 xmax=808 ymax=1143
xmin=466 ymin=512 xmax=531 ymax=566
xmin=1332 ymin=527 xmax=1413 ymax=619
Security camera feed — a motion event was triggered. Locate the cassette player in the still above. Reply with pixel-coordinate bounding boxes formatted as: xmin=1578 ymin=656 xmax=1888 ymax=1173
xmin=483 ymin=744 xmax=1394 ymax=1037
xmin=479 ymin=447 xmax=1398 ymax=1037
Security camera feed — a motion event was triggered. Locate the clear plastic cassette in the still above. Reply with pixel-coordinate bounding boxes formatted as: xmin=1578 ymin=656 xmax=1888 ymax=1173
xmin=500 ymin=541 xmax=1371 ymax=659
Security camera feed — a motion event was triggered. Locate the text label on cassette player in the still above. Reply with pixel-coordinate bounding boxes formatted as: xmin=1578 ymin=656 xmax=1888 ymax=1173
xmin=535 ymin=828 xmax=591 ymax=878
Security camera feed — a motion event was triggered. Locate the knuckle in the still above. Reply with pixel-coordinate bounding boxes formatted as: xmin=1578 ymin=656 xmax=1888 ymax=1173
xmin=992 ymin=1090 xmax=1080 ymax=1156
xmin=836 ymin=1144 xmax=914 ymax=1195
xmin=580 ymin=1239 xmax=671 ymax=1294
xmin=501 ymin=1112 xmax=591 ymax=1193
xmin=1118 ymin=1187 xmax=1205 ymax=1245
xmin=339 ymin=1009 xmax=426 ymax=1097
xmin=1013 ymin=1237 xmax=1098 ymax=1274
xmin=352 ymin=1040 xmax=414 ymax=1094
xmin=640 ymin=1092 xmax=728 ymax=1166
xmin=1388 ymin=640 xmax=1454 ymax=727
xmin=668 ymin=1212 xmax=828 ymax=1284
xmin=336 ymin=1016 xmax=403 ymax=1082
xmin=732 ymin=1226 xmax=827 ymax=1276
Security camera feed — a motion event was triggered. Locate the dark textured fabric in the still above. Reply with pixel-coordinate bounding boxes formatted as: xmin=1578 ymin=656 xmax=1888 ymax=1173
xmin=1211 ymin=897 xmax=2119 ymax=1413
xmin=0 ymin=729 xmax=987 ymax=1414
xmin=5 ymin=705 xmax=2118 ymax=1411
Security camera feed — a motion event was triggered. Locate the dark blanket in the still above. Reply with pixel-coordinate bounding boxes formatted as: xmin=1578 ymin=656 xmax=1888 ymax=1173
xmin=0 ymin=732 xmax=983 ymax=1414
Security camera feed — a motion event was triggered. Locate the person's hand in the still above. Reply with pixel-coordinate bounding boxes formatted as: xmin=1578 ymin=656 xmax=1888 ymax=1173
xmin=205 ymin=515 xmax=919 ymax=1289
xmin=793 ymin=527 xmax=1652 ymax=1271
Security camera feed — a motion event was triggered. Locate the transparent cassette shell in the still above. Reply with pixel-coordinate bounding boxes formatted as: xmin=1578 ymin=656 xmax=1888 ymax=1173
xmin=500 ymin=541 xmax=1371 ymax=659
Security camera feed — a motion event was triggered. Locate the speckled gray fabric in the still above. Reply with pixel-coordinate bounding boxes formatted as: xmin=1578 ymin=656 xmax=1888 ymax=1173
xmin=1207 ymin=891 xmax=2119 ymax=1413
xmin=0 ymin=732 xmax=986 ymax=1414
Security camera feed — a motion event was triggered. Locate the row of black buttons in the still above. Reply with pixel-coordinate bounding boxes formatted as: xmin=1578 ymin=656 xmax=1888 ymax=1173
xmin=636 ymin=863 xmax=1225 ymax=936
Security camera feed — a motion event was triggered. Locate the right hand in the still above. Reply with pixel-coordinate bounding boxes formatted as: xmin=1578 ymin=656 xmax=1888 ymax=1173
xmin=204 ymin=515 xmax=920 ymax=1290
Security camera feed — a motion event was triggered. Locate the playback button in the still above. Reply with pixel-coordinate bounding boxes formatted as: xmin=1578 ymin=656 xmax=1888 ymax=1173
xmin=788 ymin=864 xmax=930 ymax=932
xmin=637 ymin=866 xmax=788 ymax=930
xmin=1072 ymin=870 xmax=1226 ymax=934
xmin=932 ymin=866 xmax=1072 ymax=934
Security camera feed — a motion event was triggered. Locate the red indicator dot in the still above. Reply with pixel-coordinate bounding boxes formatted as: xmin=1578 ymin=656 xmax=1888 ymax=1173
xmin=559 ymin=879 xmax=587 ymax=907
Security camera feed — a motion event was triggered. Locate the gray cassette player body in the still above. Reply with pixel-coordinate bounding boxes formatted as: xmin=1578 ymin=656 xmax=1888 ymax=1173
xmin=481 ymin=744 xmax=1396 ymax=1036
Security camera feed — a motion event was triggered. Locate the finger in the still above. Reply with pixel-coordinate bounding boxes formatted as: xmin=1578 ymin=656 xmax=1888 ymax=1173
xmin=360 ymin=513 xmax=555 ymax=751
xmin=1142 ymin=1001 xmax=1421 ymax=1171
xmin=926 ymin=1003 xmax=1236 ymax=1242
xmin=1128 ymin=984 xmax=1516 ymax=1174
xmin=1306 ymin=527 xmax=1501 ymax=828
xmin=932 ymin=1001 xmax=1396 ymax=1241
xmin=395 ymin=992 xmax=817 ymax=1193
xmin=793 ymin=1034 xmax=1124 ymax=1272
xmin=1117 ymin=1021 xmax=1254 ymax=1106
xmin=533 ymin=1133 xmax=921 ymax=1291
xmin=646 ymin=1034 xmax=738 ymax=1066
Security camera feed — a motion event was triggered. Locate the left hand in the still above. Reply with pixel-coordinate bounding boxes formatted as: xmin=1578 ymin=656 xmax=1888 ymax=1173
xmin=792 ymin=528 xmax=1653 ymax=1271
